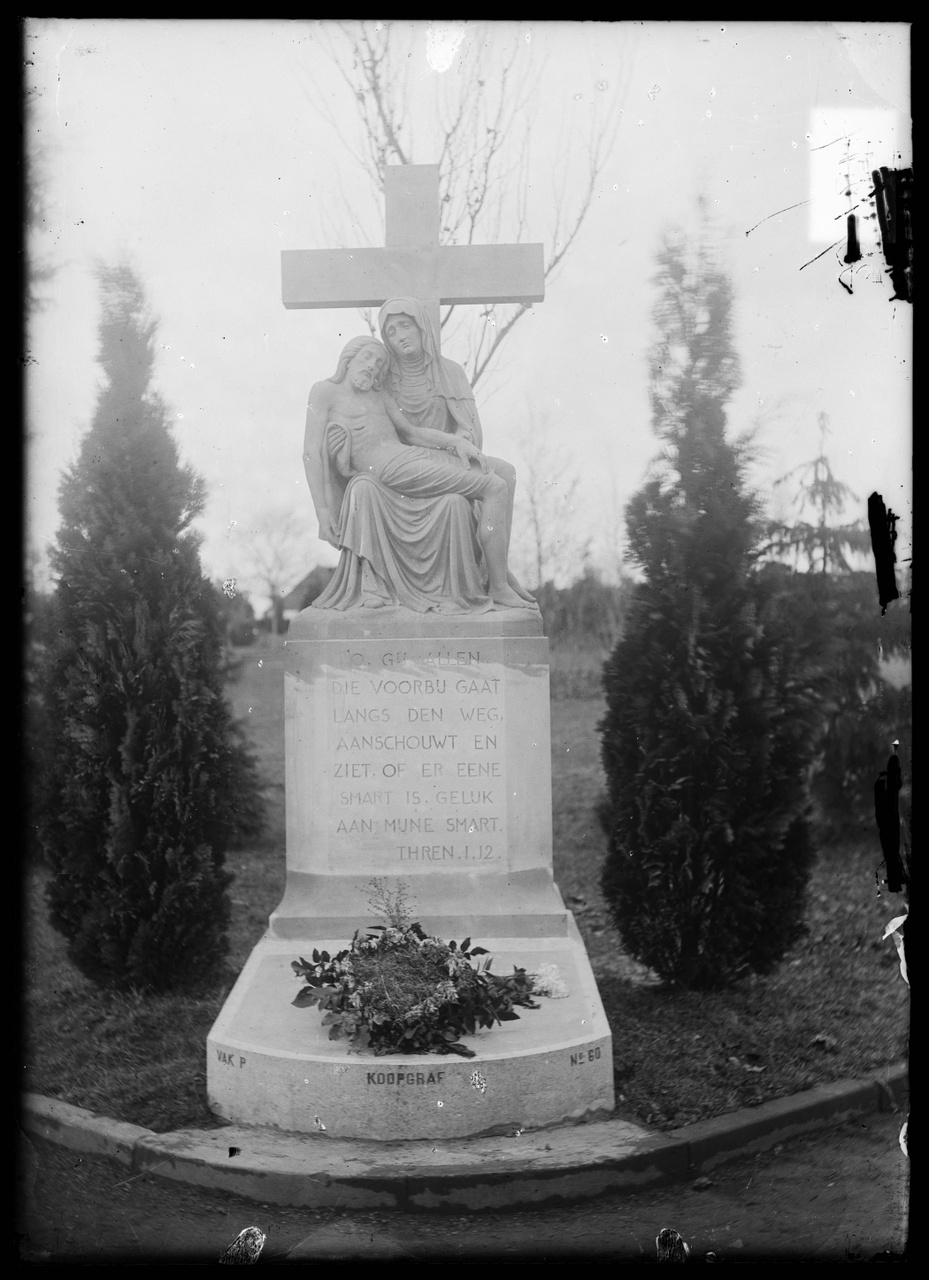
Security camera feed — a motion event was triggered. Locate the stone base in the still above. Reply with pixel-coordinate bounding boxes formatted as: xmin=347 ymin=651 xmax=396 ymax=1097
xmin=207 ymin=916 xmax=614 ymax=1141
xmin=209 ymin=605 xmax=614 ymax=1139
xmin=269 ymin=868 xmax=569 ymax=940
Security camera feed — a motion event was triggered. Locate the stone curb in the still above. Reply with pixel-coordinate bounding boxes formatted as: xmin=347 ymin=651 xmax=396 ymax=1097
xmin=20 ymin=1064 xmax=907 ymax=1212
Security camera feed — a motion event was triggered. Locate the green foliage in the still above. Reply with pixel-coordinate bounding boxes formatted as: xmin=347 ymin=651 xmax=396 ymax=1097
xmin=599 ymin=220 xmax=819 ymax=990
xmin=35 ymin=264 xmax=263 ymax=994
xmin=292 ymin=924 xmax=541 ymax=1058
xmin=24 ymin=584 xmax=59 ymax=865
xmin=292 ymin=882 xmax=543 ymax=1056
xmin=760 ymin=410 xmax=911 ymax=832
xmin=763 ymin=413 xmax=873 ymax=575
xmin=363 ymin=876 xmax=416 ymax=930
xmin=759 ymin=569 xmax=911 ymax=832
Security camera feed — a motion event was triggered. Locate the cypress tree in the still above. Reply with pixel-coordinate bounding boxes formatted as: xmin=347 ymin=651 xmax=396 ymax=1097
xmin=37 ymin=264 xmax=260 ymax=993
xmin=598 ymin=222 xmax=821 ymax=990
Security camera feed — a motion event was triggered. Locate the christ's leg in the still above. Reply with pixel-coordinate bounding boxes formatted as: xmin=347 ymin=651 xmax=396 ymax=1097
xmin=478 ymin=475 xmax=535 ymax=610
xmin=484 ymin=456 xmax=535 ymax=602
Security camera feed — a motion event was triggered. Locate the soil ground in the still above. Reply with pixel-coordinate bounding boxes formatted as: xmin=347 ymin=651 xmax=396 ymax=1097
xmin=18 ymin=1109 xmax=909 ymax=1263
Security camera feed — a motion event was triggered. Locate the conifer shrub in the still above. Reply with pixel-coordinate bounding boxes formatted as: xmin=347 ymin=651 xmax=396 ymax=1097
xmin=598 ymin=222 xmax=820 ymax=990
xmin=35 ymin=265 xmax=262 ymax=993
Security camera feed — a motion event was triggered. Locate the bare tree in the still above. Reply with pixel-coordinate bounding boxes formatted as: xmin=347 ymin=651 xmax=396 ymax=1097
xmin=234 ymin=506 xmax=317 ymax=634
xmin=304 ymin=20 xmax=631 ymax=389
xmin=511 ymin=411 xmax=592 ymax=591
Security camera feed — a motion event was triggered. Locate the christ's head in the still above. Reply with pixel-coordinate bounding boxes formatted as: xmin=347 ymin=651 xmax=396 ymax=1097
xmin=331 ymin=337 xmax=388 ymax=390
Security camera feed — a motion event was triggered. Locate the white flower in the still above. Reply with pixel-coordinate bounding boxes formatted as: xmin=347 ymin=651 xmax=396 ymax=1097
xmin=531 ymin=963 xmax=569 ymax=998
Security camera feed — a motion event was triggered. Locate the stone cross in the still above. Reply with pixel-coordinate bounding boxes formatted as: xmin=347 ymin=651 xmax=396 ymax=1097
xmin=281 ymin=163 xmax=545 ymax=344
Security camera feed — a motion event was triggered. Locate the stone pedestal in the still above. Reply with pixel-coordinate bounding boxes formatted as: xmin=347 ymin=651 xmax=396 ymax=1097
xmin=207 ymin=607 xmax=614 ymax=1139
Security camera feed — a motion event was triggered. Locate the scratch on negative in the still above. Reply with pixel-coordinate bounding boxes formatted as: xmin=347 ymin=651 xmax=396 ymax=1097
xmin=745 ymin=200 xmax=811 ymax=236
xmin=810 ymin=133 xmax=851 ymax=152
xmin=799 ymin=239 xmax=844 ymax=271
xmin=113 ymin=1160 xmax=171 ymax=1188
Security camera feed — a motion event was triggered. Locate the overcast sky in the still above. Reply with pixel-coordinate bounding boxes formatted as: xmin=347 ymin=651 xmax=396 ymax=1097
xmin=24 ymin=20 xmax=911 ymax=606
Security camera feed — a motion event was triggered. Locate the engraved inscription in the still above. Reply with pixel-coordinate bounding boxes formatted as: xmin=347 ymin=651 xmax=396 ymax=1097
xmin=325 ymin=646 xmax=508 ymax=868
xmin=216 ymin=1048 xmax=247 ymax=1068
xmin=366 ymin=1070 xmax=447 ymax=1085
xmin=569 ymin=1046 xmax=602 ymax=1067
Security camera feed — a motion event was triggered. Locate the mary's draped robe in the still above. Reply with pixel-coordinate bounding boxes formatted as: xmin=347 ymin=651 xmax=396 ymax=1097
xmin=310 ymin=424 xmax=493 ymax=615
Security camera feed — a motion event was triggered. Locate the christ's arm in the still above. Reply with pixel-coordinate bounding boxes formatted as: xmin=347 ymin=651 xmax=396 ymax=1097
xmin=303 ymin=383 xmax=341 ymax=547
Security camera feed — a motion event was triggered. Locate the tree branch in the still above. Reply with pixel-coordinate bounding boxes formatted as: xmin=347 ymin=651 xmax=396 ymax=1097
xmin=311 ymin=23 xmax=630 ymax=389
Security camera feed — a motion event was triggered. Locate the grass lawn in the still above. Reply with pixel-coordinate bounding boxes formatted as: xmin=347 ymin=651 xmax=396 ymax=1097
xmin=23 ymin=636 xmax=908 ymax=1134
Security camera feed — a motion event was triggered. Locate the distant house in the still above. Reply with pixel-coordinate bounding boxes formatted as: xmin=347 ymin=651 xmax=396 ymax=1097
xmin=277 ymin=565 xmax=335 ymax=631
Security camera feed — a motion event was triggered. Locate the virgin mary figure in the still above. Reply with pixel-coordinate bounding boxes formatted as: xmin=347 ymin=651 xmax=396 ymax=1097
xmin=377 ymin=298 xmax=485 ymax=447
xmin=377 ymin=299 xmax=531 ymax=606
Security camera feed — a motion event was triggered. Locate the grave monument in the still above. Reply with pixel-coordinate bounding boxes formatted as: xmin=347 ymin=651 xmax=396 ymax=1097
xmin=207 ymin=165 xmax=614 ymax=1139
